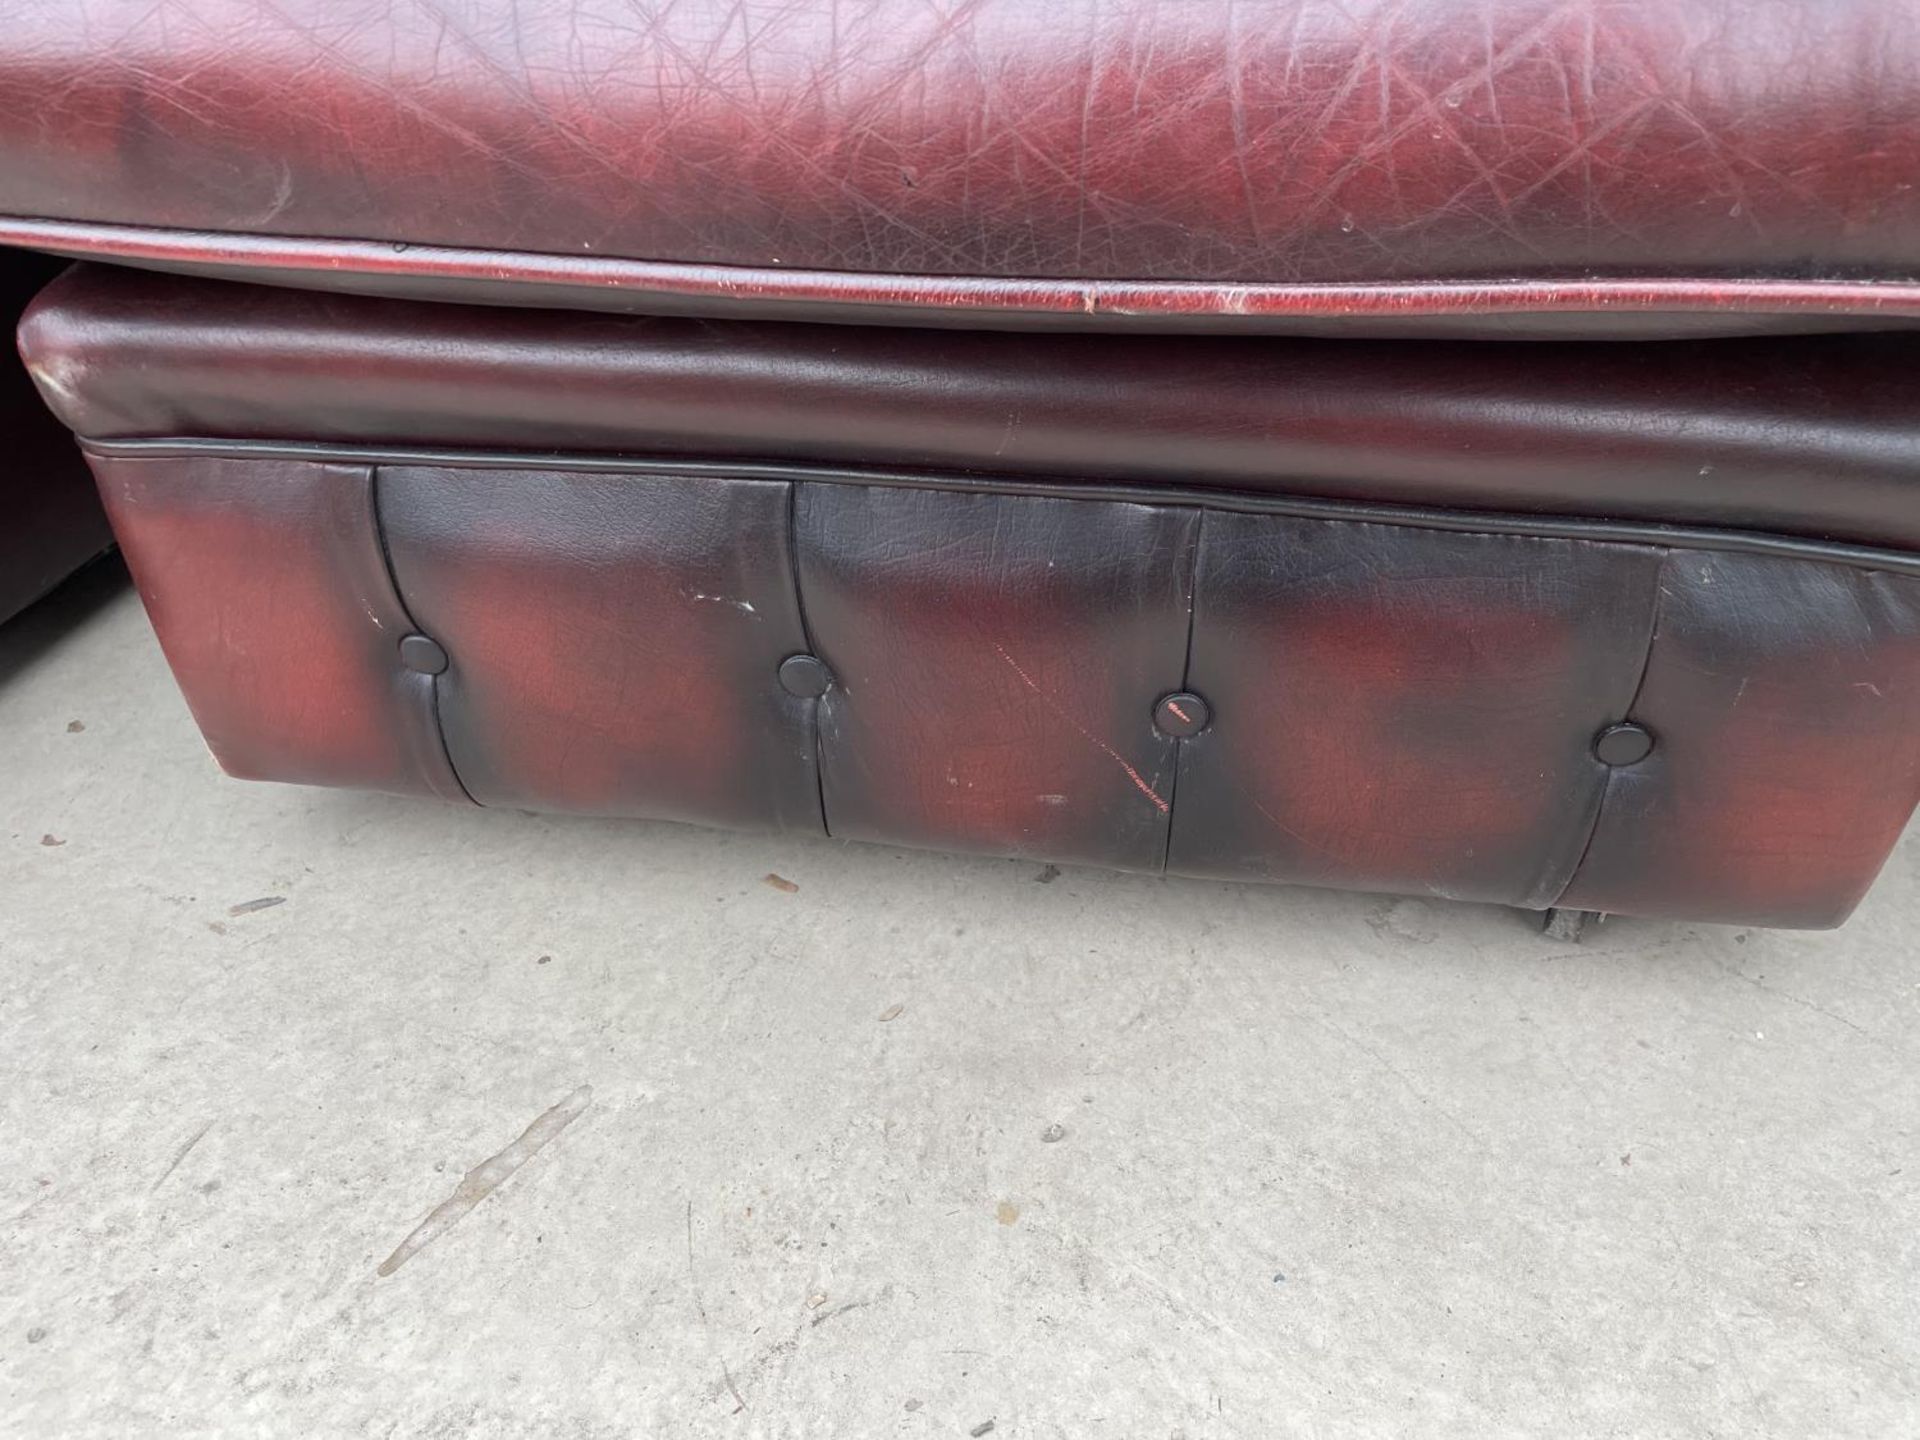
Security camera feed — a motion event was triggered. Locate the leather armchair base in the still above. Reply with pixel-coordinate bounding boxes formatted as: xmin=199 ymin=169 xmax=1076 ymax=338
xmin=24 ymin=265 xmax=1920 ymax=928
xmin=77 ymin=446 xmax=1920 ymax=929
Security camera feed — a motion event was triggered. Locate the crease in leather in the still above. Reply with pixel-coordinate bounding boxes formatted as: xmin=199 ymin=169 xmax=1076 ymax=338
xmin=4 ymin=0 xmax=1920 ymax=309
xmin=786 ymin=479 xmax=831 ymax=841
xmin=1546 ymin=549 xmax=1670 ymax=911
xmin=1157 ymin=508 xmax=1208 ymax=879
xmin=368 ymin=463 xmax=476 ymax=807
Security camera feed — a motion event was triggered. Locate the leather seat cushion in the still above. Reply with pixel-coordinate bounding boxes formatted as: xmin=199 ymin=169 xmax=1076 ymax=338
xmin=4 ymin=1 xmax=1920 ymax=334
xmin=21 ymin=263 xmax=1920 ymax=553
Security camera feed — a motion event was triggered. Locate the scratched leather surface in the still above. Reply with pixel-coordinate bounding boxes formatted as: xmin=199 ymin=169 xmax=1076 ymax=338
xmin=2 ymin=0 xmax=1918 ymax=289
xmin=80 ymin=447 xmax=1920 ymax=927
xmin=799 ymin=483 xmax=1197 ymax=871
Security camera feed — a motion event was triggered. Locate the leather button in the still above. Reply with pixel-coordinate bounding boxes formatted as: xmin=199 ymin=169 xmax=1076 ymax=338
xmin=778 ymin=653 xmax=833 ymax=698
xmin=1593 ymin=721 xmax=1655 ymax=766
xmin=1153 ymin=691 xmax=1210 ymax=738
xmin=398 ymin=633 xmax=449 ymax=676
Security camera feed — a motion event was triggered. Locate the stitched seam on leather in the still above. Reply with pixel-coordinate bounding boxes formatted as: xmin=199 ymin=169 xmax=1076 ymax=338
xmin=368 ymin=464 xmax=476 ymax=807
xmin=786 ymin=480 xmax=830 ymax=839
xmin=1157 ymin=508 xmax=1206 ymax=878
xmin=12 ymin=216 xmax=1920 ymax=322
xmin=1547 ymin=547 xmax=1669 ymax=909
xmin=82 ymin=439 xmax=1920 ymax=579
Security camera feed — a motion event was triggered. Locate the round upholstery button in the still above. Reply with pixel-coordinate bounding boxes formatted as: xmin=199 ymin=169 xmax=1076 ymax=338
xmin=778 ymin=653 xmax=834 ymax=699
xmin=1593 ymin=721 xmax=1655 ymax=767
xmin=398 ymin=633 xmax=449 ymax=676
xmin=1153 ymin=691 xmax=1211 ymax=738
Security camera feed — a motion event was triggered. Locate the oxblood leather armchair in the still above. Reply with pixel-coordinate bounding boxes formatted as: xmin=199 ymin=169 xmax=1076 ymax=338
xmin=5 ymin=0 xmax=1920 ymax=930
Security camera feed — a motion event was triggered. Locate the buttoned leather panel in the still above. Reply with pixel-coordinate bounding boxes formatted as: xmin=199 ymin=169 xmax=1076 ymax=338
xmin=85 ymin=453 xmax=466 ymax=802
xmin=3 ymin=1 xmax=1920 ymax=330
xmin=378 ymin=466 xmax=823 ymax=833
xmin=1167 ymin=516 xmax=1661 ymax=908
xmin=24 ymin=266 xmax=1920 ymax=553
xmin=75 ymin=447 xmax=1920 ymax=928
xmin=797 ymin=484 xmax=1197 ymax=871
xmin=1558 ymin=552 xmax=1920 ymax=927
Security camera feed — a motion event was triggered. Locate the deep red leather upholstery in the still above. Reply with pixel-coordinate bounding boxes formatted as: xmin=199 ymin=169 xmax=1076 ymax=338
xmin=799 ymin=485 xmax=1195 ymax=871
xmin=27 ymin=262 xmax=1920 ymax=929
xmin=1172 ymin=518 xmax=1660 ymax=909
xmin=76 ymin=444 xmax=1920 ymax=929
xmin=11 ymin=3 xmax=1920 ymax=928
xmin=0 ymin=253 xmax=109 ymax=622
xmin=80 ymin=454 xmax=466 ymax=800
xmin=1558 ymin=553 xmax=1920 ymax=924
xmin=3 ymin=1 xmax=1920 ymax=333
xmin=24 ymin=265 xmax=1920 ymax=552
xmin=382 ymin=466 xmax=822 ymax=829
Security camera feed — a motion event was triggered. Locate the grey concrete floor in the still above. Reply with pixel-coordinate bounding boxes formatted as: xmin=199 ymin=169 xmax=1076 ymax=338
xmin=2 ymin=560 xmax=1917 ymax=1439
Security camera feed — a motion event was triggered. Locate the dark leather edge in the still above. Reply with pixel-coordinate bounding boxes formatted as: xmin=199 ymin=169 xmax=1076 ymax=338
xmin=8 ymin=216 xmax=1920 ymax=339
xmin=78 ymin=437 xmax=1920 ymax=580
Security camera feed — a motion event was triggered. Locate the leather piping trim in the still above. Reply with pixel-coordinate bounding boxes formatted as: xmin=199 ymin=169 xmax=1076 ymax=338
xmin=365 ymin=464 xmax=475 ymax=807
xmin=79 ymin=437 xmax=1920 ymax=579
xmin=8 ymin=215 xmax=1920 ymax=325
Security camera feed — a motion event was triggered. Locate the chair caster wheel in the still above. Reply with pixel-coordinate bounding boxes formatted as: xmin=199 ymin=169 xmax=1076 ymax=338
xmin=1539 ymin=907 xmax=1596 ymax=943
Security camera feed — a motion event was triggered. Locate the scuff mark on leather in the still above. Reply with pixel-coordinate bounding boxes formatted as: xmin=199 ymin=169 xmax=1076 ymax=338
xmin=688 ymin=590 xmax=760 ymax=617
xmin=992 ymin=643 xmax=1168 ymax=813
xmin=376 ymin=1085 xmax=592 ymax=1277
